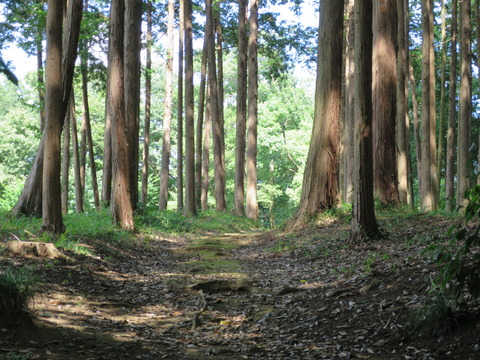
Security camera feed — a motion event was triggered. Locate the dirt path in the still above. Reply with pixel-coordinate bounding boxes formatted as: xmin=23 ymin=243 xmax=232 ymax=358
xmin=1 ymin=217 xmax=479 ymax=359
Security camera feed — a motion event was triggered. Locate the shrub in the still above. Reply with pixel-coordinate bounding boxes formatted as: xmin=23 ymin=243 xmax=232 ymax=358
xmin=0 ymin=266 xmax=37 ymax=326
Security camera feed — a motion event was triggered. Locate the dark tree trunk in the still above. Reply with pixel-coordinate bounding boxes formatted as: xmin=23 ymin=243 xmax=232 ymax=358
xmin=246 ymin=0 xmax=259 ymax=220
xmin=372 ymin=0 xmax=399 ymax=206
xmin=109 ymin=0 xmax=134 ymax=230
xmin=184 ymin=0 xmax=196 ymax=215
xmin=234 ymin=0 xmax=247 ymax=216
xmin=177 ymin=0 xmax=184 ymax=212
xmin=351 ymin=0 xmax=379 ymax=242
xmin=124 ymin=0 xmax=142 ymax=210
xmin=290 ymin=0 xmax=343 ymax=227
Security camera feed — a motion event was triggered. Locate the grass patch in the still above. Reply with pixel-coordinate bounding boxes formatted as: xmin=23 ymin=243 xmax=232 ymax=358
xmin=0 ymin=266 xmax=38 ymax=326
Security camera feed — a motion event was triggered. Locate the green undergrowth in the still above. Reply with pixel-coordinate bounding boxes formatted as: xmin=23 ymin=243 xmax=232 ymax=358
xmin=0 ymin=265 xmax=38 ymax=327
xmin=136 ymin=208 xmax=260 ymax=235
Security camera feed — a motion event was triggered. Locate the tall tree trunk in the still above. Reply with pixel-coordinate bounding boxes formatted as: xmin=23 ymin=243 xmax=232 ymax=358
xmin=184 ymin=0 xmax=196 ymax=215
xmin=36 ymin=37 xmax=45 ymax=132
xmin=436 ymin=0 xmax=447 ymax=207
xmin=372 ymin=0 xmax=399 ymax=206
xmin=81 ymin=39 xmax=100 ymax=210
xmin=207 ymin=0 xmax=226 ymax=212
xmin=201 ymin=83 xmax=212 ymax=210
xmin=409 ymin=63 xmax=422 ymax=199
xmin=457 ymin=0 xmax=472 ymax=209
xmin=142 ymin=0 xmax=153 ymax=206
xmin=396 ymin=0 xmax=409 ymax=205
xmin=80 ymin=103 xmax=86 ymax=209
xmin=475 ymin=0 xmax=480 ymax=186
xmin=43 ymin=0 xmax=82 ymax=234
xmin=71 ymin=94 xmax=84 ymax=213
xmin=102 ymin=46 xmax=112 ymax=207
xmin=446 ymin=0 xmax=458 ymax=212
xmin=234 ymin=0 xmax=247 ymax=216
xmin=61 ymin=102 xmax=70 ymax=215
xmin=124 ymin=0 xmax=142 ymax=210
xmin=177 ymin=0 xmax=184 ymax=212
xmin=195 ymin=34 xmax=208 ymax=210
xmin=216 ymin=14 xmax=226 ymax=188
xmin=343 ymin=0 xmax=355 ymax=205
xmin=420 ymin=0 xmax=437 ymax=211
xmin=159 ymin=0 xmax=174 ymax=210
xmin=290 ymin=0 xmax=343 ymax=227
xmin=246 ymin=0 xmax=259 ymax=220
xmin=351 ymin=0 xmax=379 ymax=241
xmin=109 ymin=0 xmax=134 ymax=230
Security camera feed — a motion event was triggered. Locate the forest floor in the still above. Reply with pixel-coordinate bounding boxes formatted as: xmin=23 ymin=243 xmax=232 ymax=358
xmin=1 ymin=211 xmax=480 ymax=359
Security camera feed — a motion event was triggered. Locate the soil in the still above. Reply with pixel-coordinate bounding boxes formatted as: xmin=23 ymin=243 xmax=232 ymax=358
xmin=1 ymin=213 xmax=480 ymax=359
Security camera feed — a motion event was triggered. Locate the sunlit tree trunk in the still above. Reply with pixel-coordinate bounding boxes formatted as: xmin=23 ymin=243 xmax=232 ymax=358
xmin=216 ymin=14 xmax=226 ymax=191
xmin=457 ymin=0 xmax=472 ymax=209
xmin=351 ymin=0 xmax=378 ymax=241
xmin=124 ymin=0 xmax=142 ymax=209
xmin=234 ymin=0 xmax=247 ymax=216
xmin=142 ymin=0 xmax=152 ymax=206
xmin=290 ymin=0 xmax=343 ymax=227
xmin=446 ymin=0 xmax=458 ymax=212
xmin=43 ymin=0 xmax=82 ymax=234
xmin=195 ymin=36 xmax=207 ymax=210
xmin=343 ymin=0 xmax=355 ymax=205
xmin=109 ymin=0 xmax=134 ymax=230
xmin=372 ymin=0 xmax=399 ymax=206
xmin=207 ymin=0 xmax=226 ymax=212
xmin=184 ymin=0 xmax=196 ymax=215
xmin=102 ymin=50 xmax=112 ymax=207
xmin=246 ymin=0 xmax=259 ymax=220
xmin=396 ymin=0 xmax=409 ymax=205
xmin=420 ymin=0 xmax=437 ymax=211
xmin=159 ymin=0 xmax=174 ymax=210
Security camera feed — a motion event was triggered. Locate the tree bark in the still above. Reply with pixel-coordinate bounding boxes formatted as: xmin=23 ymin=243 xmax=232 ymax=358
xmin=343 ymin=0 xmax=355 ymax=205
xmin=396 ymin=0 xmax=409 ymax=205
xmin=290 ymin=0 xmax=343 ymax=227
xmin=195 ymin=34 xmax=207 ymax=210
xmin=350 ymin=0 xmax=379 ymax=242
xmin=124 ymin=0 xmax=142 ymax=210
xmin=43 ymin=0 xmax=82 ymax=234
xmin=184 ymin=0 xmax=196 ymax=215
xmin=70 ymin=94 xmax=83 ymax=214
xmin=177 ymin=0 xmax=184 ymax=212
xmin=207 ymin=0 xmax=226 ymax=212
xmin=446 ymin=0 xmax=458 ymax=212
xmin=159 ymin=0 xmax=174 ymax=210
xmin=420 ymin=0 xmax=437 ymax=211
xmin=109 ymin=0 xmax=134 ymax=230
xmin=81 ymin=39 xmax=100 ymax=210
xmin=234 ymin=0 xmax=247 ymax=216
xmin=61 ymin=101 xmax=70 ymax=215
xmin=457 ymin=0 xmax=472 ymax=209
xmin=201 ymin=83 xmax=212 ymax=210
xmin=246 ymin=0 xmax=259 ymax=220
xmin=142 ymin=0 xmax=153 ymax=206
xmin=372 ymin=0 xmax=399 ymax=206
xmin=435 ymin=0 xmax=447 ymax=206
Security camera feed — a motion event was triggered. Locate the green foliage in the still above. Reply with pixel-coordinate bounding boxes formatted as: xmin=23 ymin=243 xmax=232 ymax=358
xmin=435 ymin=186 xmax=480 ymax=301
xmin=0 ymin=265 xmax=37 ymax=326
xmin=408 ymin=292 xmax=457 ymax=337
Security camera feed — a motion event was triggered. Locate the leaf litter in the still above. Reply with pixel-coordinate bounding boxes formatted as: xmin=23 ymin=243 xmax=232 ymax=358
xmin=1 ymin=214 xmax=480 ymax=359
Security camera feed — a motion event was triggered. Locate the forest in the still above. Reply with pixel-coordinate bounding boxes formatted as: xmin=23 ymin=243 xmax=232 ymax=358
xmin=1 ymin=0 xmax=480 ymax=358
